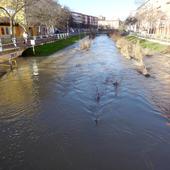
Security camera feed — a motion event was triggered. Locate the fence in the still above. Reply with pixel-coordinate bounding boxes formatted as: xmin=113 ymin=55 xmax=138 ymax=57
xmin=0 ymin=32 xmax=75 ymax=52
xmin=130 ymin=32 xmax=170 ymax=45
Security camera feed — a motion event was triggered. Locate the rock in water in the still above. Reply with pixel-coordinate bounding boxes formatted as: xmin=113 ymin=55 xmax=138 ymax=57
xmin=137 ymin=65 xmax=150 ymax=77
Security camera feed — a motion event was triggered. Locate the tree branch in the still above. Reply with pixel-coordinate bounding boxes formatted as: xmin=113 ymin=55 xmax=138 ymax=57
xmin=0 ymin=6 xmax=11 ymax=17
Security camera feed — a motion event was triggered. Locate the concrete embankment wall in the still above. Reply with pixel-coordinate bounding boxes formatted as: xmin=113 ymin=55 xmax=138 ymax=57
xmin=0 ymin=49 xmax=23 ymax=77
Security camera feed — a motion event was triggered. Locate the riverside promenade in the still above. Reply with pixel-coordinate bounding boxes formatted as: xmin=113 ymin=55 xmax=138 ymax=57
xmin=0 ymin=33 xmax=70 ymax=76
xmin=0 ymin=33 xmax=70 ymax=56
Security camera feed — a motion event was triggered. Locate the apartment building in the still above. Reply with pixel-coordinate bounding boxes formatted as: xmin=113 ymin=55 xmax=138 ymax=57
xmin=0 ymin=17 xmax=25 ymax=38
xmin=0 ymin=0 xmax=25 ymax=37
xmin=98 ymin=16 xmax=120 ymax=30
xmin=71 ymin=12 xmax=98 ymax=29
xmin=0 ymin=0 xmax=50 ymax=38
xmin=133 ymin=0 xmax=170 ymax=38
xmin=0 ymin=17 xmax=11 ymax=37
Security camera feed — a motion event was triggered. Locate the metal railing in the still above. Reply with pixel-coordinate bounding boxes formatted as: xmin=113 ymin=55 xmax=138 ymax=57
xmin=0 ymin=32 xmax=86 ymax=52
xmin=130 ymin=32 xmax=170 ymax=45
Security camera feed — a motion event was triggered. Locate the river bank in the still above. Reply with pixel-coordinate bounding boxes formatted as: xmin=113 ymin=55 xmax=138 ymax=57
xmin=22 ymin=34 xmax=86 ymax=57
xmin=0 ymin=49 xmax=24 ymax=78
xmin=0 ymin=34 xmax=87 ymax=78
xmin=110 ymin=31 xmax=170 ymax=57
xmin=110 ymin=31 xmax=170 ymax=77
xmin=126 ymin=35 xmax=170 ymax=54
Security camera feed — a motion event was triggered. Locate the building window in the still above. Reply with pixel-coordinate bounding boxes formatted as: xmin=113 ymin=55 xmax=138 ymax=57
xmin=6 ymin=27 xmax=9 ymax=35
xmin=1 ymin=28 xmax=5 ymax=35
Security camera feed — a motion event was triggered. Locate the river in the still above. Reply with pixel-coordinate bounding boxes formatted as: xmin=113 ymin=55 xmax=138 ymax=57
xmin=0 ymin=35 xmax=170 ymax=170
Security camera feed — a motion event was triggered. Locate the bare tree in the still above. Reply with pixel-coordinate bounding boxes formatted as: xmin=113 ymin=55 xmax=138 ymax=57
xmin=0 ymin=0 xmax=71 ymax=37
xmin=135 ymin=4 xmax=166 ymax=34
xmin=26 ymin=0 xmax=71 ymax=34
xmin=55 ymin=6 xmax=71 ymax=31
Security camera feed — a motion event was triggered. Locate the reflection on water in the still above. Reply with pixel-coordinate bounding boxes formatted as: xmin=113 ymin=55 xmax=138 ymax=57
xmin=143 ymin=55 xmax=170 ymax=115
xmin=32 ymin=60 xmax=39 ymax=76
xmin=0 ymin=60 xmax=40 ymax=122
xmin=0 ymin=35 xmax=170 ymax=170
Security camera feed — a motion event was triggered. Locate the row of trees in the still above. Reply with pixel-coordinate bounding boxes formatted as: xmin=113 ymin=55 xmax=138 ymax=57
xmin=0 ymin=0 xmax=71 ymax=37
xmin=125 ymin=0 xmax=166 ymax=34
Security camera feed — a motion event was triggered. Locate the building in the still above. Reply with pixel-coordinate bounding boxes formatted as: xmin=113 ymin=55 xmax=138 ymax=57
xmin=0 ymin=17 xmax=12 ymax=37
xmin=98 ymin=16 xmax=120 ymax=30
xmin=0 ymin=20 xmax=47 ymax=38
xmin=70 ymin=12 xmax=98 ymax=30
xmin=128 ymin=0 xmax=170 ymax=38
xmin=0 ymin=0 xmax=25 ymax=38
xmin=0 ymin=17 xmax=25 ymax=38
xmin=0 ymin=0 xmax=49 ymax=38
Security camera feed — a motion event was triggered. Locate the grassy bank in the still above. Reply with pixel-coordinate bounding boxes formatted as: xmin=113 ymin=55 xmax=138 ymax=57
xmin=125 ymin=36 xmax=168 ymax=53
xmin=22 ymin=34 xmax=85 ymax=57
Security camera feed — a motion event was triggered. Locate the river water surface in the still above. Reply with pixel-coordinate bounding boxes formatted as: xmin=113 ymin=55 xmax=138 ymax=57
xmin=0 ymin=35 xmax=170 ymax=170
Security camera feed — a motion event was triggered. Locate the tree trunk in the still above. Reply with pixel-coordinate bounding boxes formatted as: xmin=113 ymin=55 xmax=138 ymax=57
xmin=9 ymin=19 xmax=13 ymax=37
xmin=12 ymin=20 xmax=15 ymax=38
xmin=9 ymin=18 xmax=15 ymax=38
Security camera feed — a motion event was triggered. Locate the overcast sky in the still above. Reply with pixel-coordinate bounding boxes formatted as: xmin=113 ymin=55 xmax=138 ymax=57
xmin=59 ymin=0 xmax=138 ymax=20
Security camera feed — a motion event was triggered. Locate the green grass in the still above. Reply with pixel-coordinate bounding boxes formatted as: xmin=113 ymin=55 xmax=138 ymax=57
xmin=22 ymin=34 xmax=85 ymax=57
xmin=126 ymin=36 xmax=168 ymax=52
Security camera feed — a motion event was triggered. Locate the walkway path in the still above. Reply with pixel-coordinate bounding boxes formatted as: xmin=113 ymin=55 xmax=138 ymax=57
xmin=135 ymin=33 xmax=170 ymax=45
xmin=0 ymin=33 xmax=70 ymax=55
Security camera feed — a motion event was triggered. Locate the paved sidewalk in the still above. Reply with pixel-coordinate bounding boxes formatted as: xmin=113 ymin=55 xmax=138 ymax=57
xmin=0 ymin=33 xmax=81 ymax=77
xmin=138 ymin=36 xmax=170 ymax=46
xmin=0 ymin=33 xmax=71 ymax=54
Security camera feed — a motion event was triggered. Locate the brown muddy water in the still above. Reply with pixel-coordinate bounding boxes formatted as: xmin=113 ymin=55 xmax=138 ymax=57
xmin=0 ymin=35 xmax=170 ymax=170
